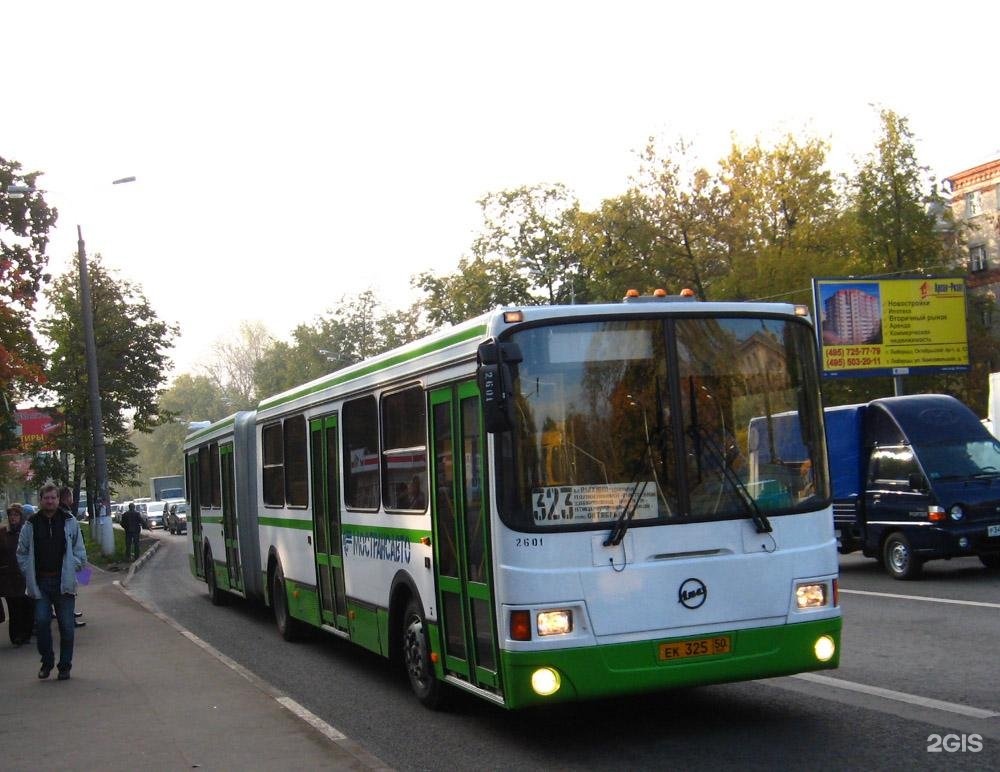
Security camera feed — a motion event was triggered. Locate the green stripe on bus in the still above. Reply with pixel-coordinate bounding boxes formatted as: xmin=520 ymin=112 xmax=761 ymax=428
xmin=341 ymin=522 xmax=432 ymax=541
xmin=258 ymin=324 xmax=487 ymax=410
xmin=498 ymin=617 xmax=842 ymax=710
xmin=258 ymin=516 xmax=314 ymax=530
xmin=201 ymin=515 xmax=224 ymax=524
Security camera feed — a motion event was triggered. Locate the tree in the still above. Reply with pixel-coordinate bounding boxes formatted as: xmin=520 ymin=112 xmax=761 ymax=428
xmin=0 ymin=157 xmax=57 ymax=462
xmin=127 ymin=374 xmax=230 ymax=498
xmin=39 ymin=255 xmax=177 ymax=505
xmin=413 ymin=256 xmax=534 ymax=326
xmin=474 ymin=184 xmax=582 ymax=303
xmin=253 ymin=291 xmax=430 ymax=399
xmin=202 ymin=321 xmax=274 ymax=410
xmin=851 ymin=109 xmax=946 ymax=273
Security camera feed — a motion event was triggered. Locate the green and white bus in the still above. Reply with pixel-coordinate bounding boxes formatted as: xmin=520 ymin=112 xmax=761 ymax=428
xmin=183 ymin=293 xmax=841 ymax=709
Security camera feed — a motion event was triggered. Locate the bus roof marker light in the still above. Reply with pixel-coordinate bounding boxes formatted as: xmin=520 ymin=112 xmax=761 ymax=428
xmin=814 ymin=635 xmax=836 ymax=662
xmin=531 ymin=667 xmax=561 ymax=697
xmin=679 ymin=288 xmax=695 ymax=298
xmin=653 ymin=288 xmax=667 ymax=297
xmin=794 ymin=304 xmax=809 ymax=316
xmin=624 ymin=289 xmax=640 ymax=298
xmin=503 ymin=311 xmax=524 ymax=323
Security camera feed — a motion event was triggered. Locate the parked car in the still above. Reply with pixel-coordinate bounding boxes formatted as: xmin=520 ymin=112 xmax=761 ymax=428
xmin=164 ymin=501 xmax=188 ymax=534
xmin=138 ymin=502 xmax=164 ymax=530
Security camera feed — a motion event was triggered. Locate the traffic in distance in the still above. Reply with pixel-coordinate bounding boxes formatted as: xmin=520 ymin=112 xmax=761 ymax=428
xmin=180 ymin=291 xmax=842 ymax=709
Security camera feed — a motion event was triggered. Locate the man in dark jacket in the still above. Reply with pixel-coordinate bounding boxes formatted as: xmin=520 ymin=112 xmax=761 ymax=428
xmin=122 ymin=503 xmax=143 ymax=562
xmin=16 ymin=484 xmax=88 ymax=680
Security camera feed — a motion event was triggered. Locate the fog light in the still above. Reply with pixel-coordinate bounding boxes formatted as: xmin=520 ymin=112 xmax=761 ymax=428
xmin=958 ymin=537 xmax=969 ymax=549
xmin=531 ymin=667 xmax=561 ymax=696
xmin=537 ymin=609 xmax=573 ymax=636
xmin=795 ymin=583 xmax=827 ymax=609
xmin=814 ymin=635 xmax=835 ymax=662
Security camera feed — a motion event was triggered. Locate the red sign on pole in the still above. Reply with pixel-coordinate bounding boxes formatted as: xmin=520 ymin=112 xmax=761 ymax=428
xmin=14 ymin=408 xmax=63 ymax=451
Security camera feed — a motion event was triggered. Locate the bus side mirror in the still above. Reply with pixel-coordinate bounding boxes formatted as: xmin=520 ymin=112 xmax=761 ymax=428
xmin=477 ymin=339 xmax=522 ymax=434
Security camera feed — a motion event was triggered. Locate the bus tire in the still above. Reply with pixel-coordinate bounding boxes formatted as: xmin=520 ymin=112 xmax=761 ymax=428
xmin=883 ymin=533 xmax=921 ymax=580
xmin=272 ymin=562 xmax=304 ymax=642
xmin=402 ymin=597 xmax=443 ymax=709
xmin=980 ymin=553 xmax=1000 ymax=570
xmin=205 ymin=547 xmax=227 ymax=606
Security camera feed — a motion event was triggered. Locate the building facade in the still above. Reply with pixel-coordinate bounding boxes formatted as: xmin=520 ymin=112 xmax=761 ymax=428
xmin=944 ymin=158 xmax=1000 ymax=353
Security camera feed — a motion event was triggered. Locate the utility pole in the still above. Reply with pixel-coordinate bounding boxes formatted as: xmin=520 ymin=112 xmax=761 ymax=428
xmin=77 ymin=225 xmax=114 ymax=555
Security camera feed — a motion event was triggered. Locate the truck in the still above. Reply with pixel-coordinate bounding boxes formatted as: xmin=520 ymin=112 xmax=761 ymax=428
xmin=150 ymin=474 xmax=184 ymax=502
xmin=751 ymin=394 xmax=1000 ymax=579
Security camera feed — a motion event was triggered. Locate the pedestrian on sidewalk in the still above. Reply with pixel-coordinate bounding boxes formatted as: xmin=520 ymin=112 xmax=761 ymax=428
xmin=58 ymin=487 xmax=86 ymax=628
xmin=1 ymin=504 xmax=33 ymax=646
xmin=122 ymin=503 xmax=143 ymax=562
xmin=16 ymin=484 xmax=88 ymax=681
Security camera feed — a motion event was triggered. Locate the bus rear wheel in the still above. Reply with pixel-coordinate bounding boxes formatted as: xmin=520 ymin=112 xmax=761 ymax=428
xmin=402 ymin=598 xmax=443 ymax=709
xmin=883 ymin=533 xmax=922 ymax=580
xmin=980 ymin=553 xmax=1000 ymax=570
xmin=272 ymin=562 xmax=303 ymax=642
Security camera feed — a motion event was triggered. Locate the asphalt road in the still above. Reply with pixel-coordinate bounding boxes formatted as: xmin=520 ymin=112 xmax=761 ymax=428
xmin=129 ymin=531 xmax=1000 ymax=770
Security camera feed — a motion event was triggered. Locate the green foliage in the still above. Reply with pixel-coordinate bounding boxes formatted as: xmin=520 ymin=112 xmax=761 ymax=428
xmin=851 ymin=109 xmax=948 ymax=273
xmin=202 ymin=321 xmax=273 ymax=410
xmin=38 ymin=255 xmax=178 ymax=499
xmin=127 ymin=374 xmax=230 ymax=497
xmin=252 ymin=290 xmax=431 ymax=399
xmin=413 ymin=256 xmax=534 ymax=325
xmin=0 ymin=157 xmax=57 ymax=462
xmin=474 ymin=184 xmax=583 ymax=304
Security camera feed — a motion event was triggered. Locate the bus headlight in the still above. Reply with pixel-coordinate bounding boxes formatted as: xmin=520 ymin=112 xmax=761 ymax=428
xmin=814 ymin=635 xmax=836 ymax=662
xmin=531 ymin=667 xmax=561 ymax=696
xmin=537 ymin=609 xmax=573 ymax=636
xmin=795 ymin=582 xmax=828 ymax=609
xmin=950 ymin=505 xmax=964 ymax=521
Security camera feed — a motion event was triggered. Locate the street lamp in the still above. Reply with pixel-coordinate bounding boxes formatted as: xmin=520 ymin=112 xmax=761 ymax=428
xmin=79 ymin=176 xmax=137 ymax=555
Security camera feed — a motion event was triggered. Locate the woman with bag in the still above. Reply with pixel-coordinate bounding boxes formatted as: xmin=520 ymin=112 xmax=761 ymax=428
xmin=1 ymin=504 xmax=33 ymax=646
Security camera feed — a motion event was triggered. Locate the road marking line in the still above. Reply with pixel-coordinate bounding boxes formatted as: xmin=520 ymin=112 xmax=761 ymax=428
xmin=792 ymin=673 xmax=1000 ymax=718
xmin=840 ymin=588 xmax=1000 ymax=609
xmin=276 ymin=697 xmax=347 ymax=741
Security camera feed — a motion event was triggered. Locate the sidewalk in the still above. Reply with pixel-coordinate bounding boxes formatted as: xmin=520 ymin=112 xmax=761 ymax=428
xmin=0 ymin=554 xmax=385 ymax=771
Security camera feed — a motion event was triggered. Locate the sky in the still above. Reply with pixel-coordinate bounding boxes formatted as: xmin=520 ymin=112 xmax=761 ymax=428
xmin=7 ymin=1 xmax=1000 ymax=382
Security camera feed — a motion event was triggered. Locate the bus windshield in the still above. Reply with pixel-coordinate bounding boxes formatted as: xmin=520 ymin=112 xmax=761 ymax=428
xmin=498 ymin=315 xmax=828 ymax=531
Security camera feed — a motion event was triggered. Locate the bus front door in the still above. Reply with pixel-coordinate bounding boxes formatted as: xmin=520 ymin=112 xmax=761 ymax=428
xmin=310 ymin=415 xmax=348 ymax=632
xmin=430 ymin=382 xmax=500 ymax=696
xmin=188 ymin=453 xmax=204 ymax=579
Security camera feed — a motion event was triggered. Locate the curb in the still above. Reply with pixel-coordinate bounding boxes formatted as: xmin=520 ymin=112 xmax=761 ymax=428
xmin=121 ymin=541 xmax=160 ymax=587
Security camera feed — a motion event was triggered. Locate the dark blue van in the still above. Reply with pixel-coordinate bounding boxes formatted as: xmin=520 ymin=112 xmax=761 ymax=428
xmin=831 ymin=395 xmax=1000 ymax=578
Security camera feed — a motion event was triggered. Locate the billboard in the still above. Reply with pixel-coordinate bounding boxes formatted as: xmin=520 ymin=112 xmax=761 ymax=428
xmin=812 ymin=277 xmax=969 ymax=378
xmin=13 ymin=408 xmax=64 ymax=451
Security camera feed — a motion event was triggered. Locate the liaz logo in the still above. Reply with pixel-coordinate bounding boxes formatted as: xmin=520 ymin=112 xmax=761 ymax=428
xmin=678 ymin=578 xmax=707 ymax=609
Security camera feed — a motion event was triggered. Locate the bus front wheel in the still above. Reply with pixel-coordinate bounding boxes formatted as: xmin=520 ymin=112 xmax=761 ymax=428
xmin=402 ymin=597 xmax=443 ymax=709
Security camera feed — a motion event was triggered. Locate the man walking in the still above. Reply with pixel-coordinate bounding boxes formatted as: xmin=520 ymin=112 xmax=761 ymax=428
xmin=121 ymin=503 xmax=143 ymax=562
xmin=16 ymin=484 xmax=88 ymax=680
xmin=57 ymin=487 xmax=86 ymax=628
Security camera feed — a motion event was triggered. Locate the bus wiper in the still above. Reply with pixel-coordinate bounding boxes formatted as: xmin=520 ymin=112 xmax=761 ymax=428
xmin=688 ymin=425 xmax=772 ymax=534
xmin=604 ymin=480 xmax=648 ymax=547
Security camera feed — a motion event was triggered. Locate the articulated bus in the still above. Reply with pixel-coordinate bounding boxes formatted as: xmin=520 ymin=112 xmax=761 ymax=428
xmin=183 ymin=293 xmax=842 ymax=709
